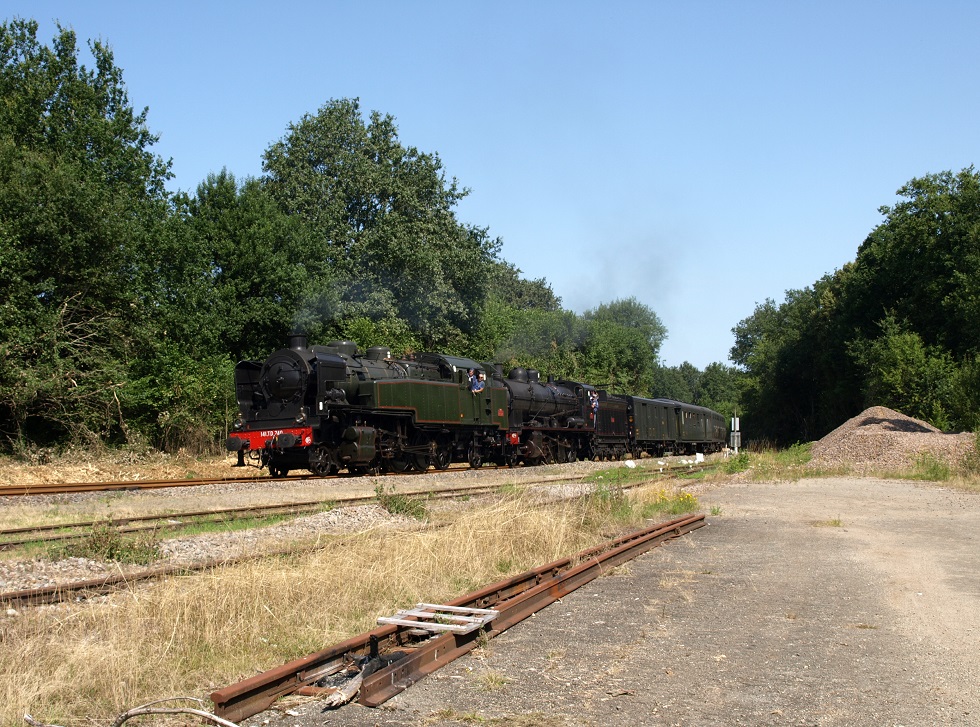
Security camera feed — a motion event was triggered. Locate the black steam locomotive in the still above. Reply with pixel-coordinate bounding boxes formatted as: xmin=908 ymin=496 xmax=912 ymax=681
xmin=226 ymin=335 xmax=727 ymax=476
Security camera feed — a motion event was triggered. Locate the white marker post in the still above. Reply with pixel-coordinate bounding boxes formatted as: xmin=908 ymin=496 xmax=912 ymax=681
xmin=730 ymin=413 xmax=740 ymax=455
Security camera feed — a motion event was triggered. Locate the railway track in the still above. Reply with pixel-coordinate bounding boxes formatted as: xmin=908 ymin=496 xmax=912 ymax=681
xmin=0 ymin=472 xmax=286 ymax=497
xmin=0 ymin=464 xmax=711 ymax=551
xmin=0 ymin=455 xmax=714 ymax=498
xmin=0 ymin=461 xmax=540 ymax=497
xmin=0 ymin=466 xmax=447 ymax=497
xmin=0 ymin=481 xmax=511 ymax=551
xmin=0 ymin=464 xmax=713 ymax=608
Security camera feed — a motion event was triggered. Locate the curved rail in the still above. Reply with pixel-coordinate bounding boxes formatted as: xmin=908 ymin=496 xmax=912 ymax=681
xmin=211 ymin=513 xmax=707 ymax=721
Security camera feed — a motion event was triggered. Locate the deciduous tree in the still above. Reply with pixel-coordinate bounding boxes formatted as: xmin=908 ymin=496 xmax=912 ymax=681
xmin=0 ymin=19 xmax=172 ymax=446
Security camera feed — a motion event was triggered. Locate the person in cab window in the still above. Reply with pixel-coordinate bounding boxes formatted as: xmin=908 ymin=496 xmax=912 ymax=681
xmin=471 ymin=371 xmax=485 ymax=395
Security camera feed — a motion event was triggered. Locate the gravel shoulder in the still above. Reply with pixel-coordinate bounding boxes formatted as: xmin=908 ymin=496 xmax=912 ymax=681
xmin=253 ymin=475 xmax=980 ymax=727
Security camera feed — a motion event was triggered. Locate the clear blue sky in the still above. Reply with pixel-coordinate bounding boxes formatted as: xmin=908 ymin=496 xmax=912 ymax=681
xmin=15 ymin=1 xmax=980 ymax=368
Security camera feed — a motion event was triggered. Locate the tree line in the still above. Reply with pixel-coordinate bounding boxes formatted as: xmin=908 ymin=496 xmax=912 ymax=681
xmin=0 ymin=19 xmax=739 ymax=454
xmin=732 ymin=167 xmax=980 ymax=443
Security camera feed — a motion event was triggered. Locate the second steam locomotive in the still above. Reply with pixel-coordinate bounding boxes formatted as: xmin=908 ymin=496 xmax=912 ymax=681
xmin=226 ymin=335 xmax=726 ymax=477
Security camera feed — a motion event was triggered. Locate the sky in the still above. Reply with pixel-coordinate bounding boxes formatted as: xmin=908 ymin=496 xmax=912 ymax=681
xmin=13 ymin=1 xmax=980 ymax=368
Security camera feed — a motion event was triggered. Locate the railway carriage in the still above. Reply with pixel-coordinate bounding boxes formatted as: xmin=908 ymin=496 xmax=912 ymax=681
xmin=629 ymin=397 xmax=678 ymax=456
xmin=628 ymin=398 xmax=727 ymax=456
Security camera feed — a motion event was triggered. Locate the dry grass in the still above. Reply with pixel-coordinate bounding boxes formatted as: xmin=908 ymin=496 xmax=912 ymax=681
xmin=812 ymin=517 xmax=844 ymax=528
xmin=0 ymin=450 xmax=252 ymax=487
xmin=1 ymin=484 xmax=695 ymax=726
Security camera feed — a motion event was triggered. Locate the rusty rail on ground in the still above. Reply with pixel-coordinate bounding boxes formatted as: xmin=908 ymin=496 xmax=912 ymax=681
xmin=210 ymin=512 xmax=706 ymax=722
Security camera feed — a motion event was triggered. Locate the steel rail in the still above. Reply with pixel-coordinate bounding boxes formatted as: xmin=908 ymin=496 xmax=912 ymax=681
xmin=210 ymin=512 xmax=706 ymax=722
xmin=0 ymin=459 xmax=714 ymax=498
xmin=1 ymin=468 xmax=710 ymax=606
xmin=0 ymin=462 xmax=496 ymax=497
xmin=0 ymin=474 xmax=282 ymax=497
xmin=0 ymin=465 xmax=704 ymax=547
xmin=0 ymin=486 xmax=511 ymax=606
xmin=0 ymin=484 xmax=506 ymax=550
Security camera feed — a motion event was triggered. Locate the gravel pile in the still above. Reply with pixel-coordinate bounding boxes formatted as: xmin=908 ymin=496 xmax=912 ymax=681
xmin=808 ymin=405 xmax=976 ymax=473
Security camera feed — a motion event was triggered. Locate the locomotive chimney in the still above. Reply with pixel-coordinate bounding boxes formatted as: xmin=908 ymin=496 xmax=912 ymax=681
xmin=289 ymin=333 xmax=308 ymax=350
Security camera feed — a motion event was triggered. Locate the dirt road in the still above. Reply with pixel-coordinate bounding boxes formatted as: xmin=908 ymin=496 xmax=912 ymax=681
xmin=247 ymin=476 xmax=980 ymax=726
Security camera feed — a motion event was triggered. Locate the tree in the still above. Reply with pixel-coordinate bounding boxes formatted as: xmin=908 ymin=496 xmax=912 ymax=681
xmin=261 ymin=98 xmax=500 ymax=350
xmin=183 ymin=171 xmax=319 ymax=360
xmin=650 ymin=364 xmax=694 ymax=402
xmin=493 ymin=308 xmax=584 ymax=379
xmin=580 ymin=298 xmax=666 ymax=394
xmin=697 ymin=362 xmax=742 ymax=418
xmin=848 ymin=316 xmax=956 ymax=429
xmin=844 ymin=168 xmax=980 ymax=358
xmin=0 ymin=19 xmax=172 ymax=447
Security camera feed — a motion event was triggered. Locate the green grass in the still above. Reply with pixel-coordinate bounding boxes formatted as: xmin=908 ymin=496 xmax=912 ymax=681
xmin=496 ymin=482 xmax=522 ymax=496
xmin=586 ymin=460 xmax=723 ymax=488
xmin=374 ymin=483 xmax=428 ymax=520
xmin=909 ymin=452 xmax=951 ymax=481
xmin=754 ymin=442 xmax=812 ymax=479
xmin=732 ymin=437 xmax=980 ymax=488
xmin=582 ymin=480 xmax=701 ymax=525
xmin=11 ymin=512 xmax=309 ymax=563
xmin=723 ymin=451 xmax=750 ymax=474
xmin=173 ymin=513 xmax=297 ymax=538
xmin=53 ymin=520 xmax=160 ymax=565
xmin=638 ymin=489 xmax=700 ymax=518
xmin=475 ymin=670 xmax=511 ymax=691
xmin=812 ymin=516 xmax=843 ymax=528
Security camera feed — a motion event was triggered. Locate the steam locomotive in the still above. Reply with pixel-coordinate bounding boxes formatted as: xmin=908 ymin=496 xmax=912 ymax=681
xmin=226 ymin=335 xmax=727 ymax=477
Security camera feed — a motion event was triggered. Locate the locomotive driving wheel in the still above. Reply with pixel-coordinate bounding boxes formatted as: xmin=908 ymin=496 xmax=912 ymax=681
xmin=467 ymin=441 xmax=483 ymax=469
xmin=309 ymin=445 xmax=336 ymax=476
xmin=409 ymin=433 xmax=431 ymax=472
xmin=432 ymin=447 xmax=450 ymax=470
xmin=387 ymin=457 xmax=412 ymax=473
xmin=425 ymin=435 xmax=452 ymax=471
xmin=541 ymin=441 xmax=556 ymax=465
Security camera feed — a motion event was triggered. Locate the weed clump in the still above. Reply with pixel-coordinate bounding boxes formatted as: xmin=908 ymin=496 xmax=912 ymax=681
xmin=910 ymin=452 xmax=951 ymax=481
xmin=56 ymin=520 xmax=160 ymax=565
xmin=374 ymin=483 xmax=428 ymax=520
xmin=724 ymin=452 xmax=750 ymax=474
xmin=639 ymin=489 xmax=700 ymax=518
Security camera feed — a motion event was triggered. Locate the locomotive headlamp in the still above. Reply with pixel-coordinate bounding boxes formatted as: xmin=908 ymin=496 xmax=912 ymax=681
xmin=295 ymin=409 xmax=307 ymax=424
xmin=233 ymin=416 xmax=244 ymax=431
